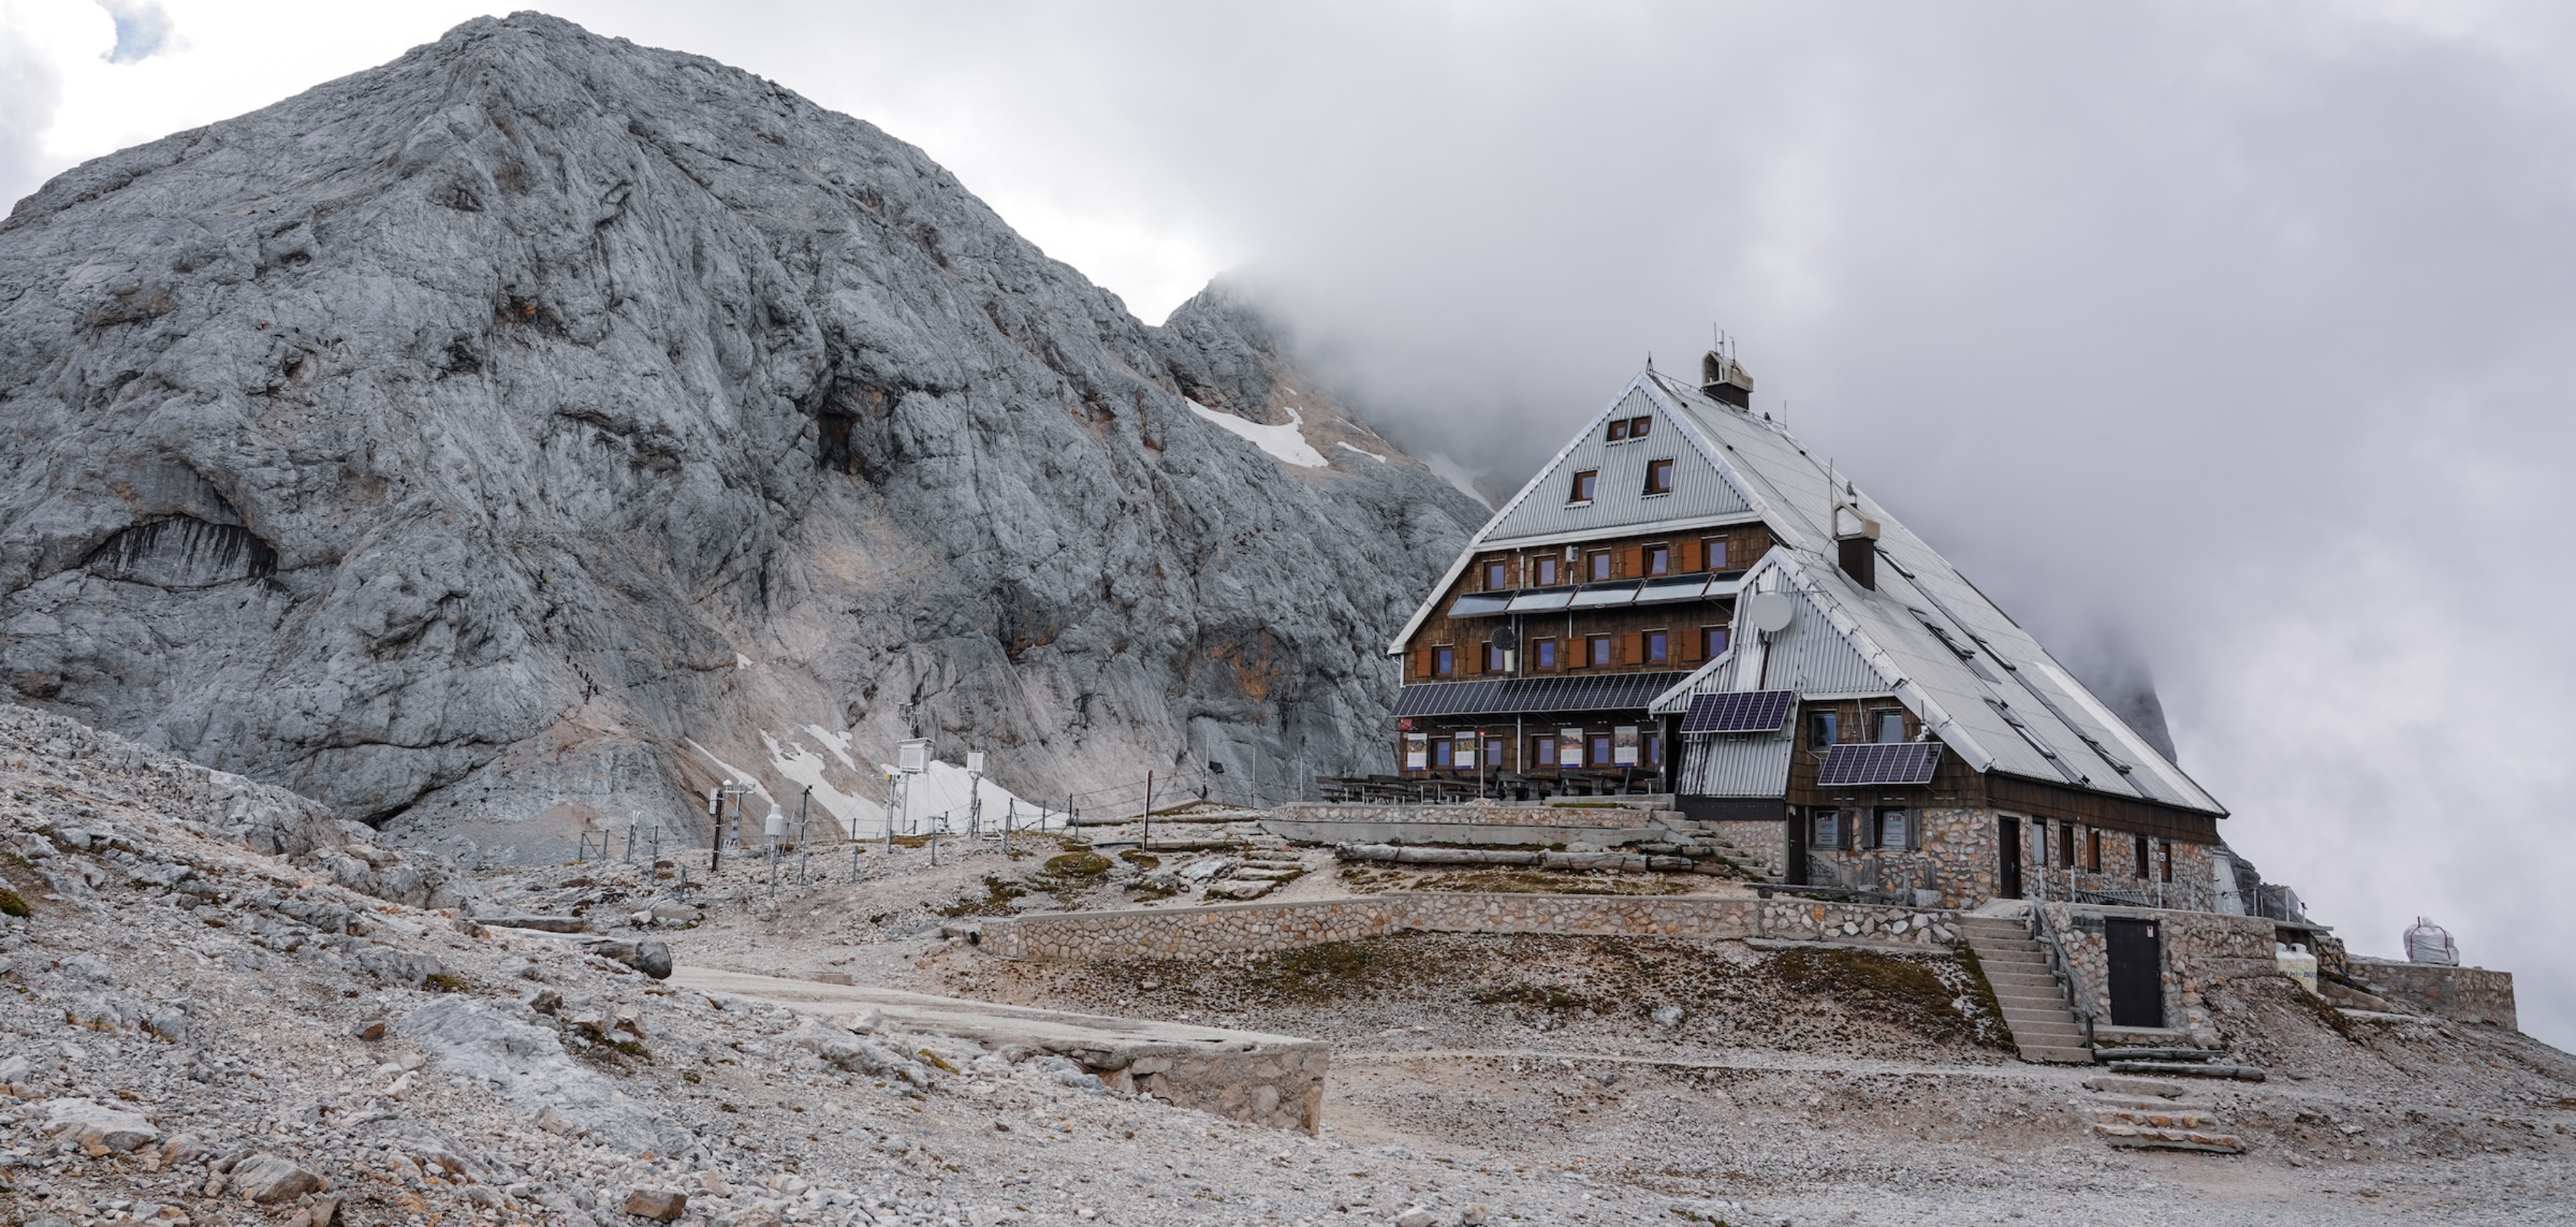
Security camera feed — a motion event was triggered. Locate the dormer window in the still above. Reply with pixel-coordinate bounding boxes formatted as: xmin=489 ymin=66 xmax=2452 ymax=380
xmin=1606 ymin=419 xmax=1629 ymax=442
xmin=1569 ymin=470 xmax=1598 ymax=502
xmin=1629 ymin=416 xmax=1651 ymax=438
xmin=1644 ymin=459 xmax=1674 ymax=495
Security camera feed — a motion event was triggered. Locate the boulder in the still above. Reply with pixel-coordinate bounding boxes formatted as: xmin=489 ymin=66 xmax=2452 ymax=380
xmin=624 ymin=1189 xmax=688 ymax=1222
xmin=228 ymin=1154 xmax=324 ymax=1202
xmin=42 ymin=1098 xmax=156 ymax=1154
xmin=583 ymin=940 xmax=673 ymax=980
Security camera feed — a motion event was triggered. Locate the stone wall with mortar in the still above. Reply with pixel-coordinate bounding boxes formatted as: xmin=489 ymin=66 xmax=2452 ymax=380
xmin=972 ymin=892 xmax=1960 ymax=962
xmin=2020 ymin=832 xmax=2218 ymax=913
xmin=2039 ymin=902 xmax=2276 ymax=1046
xmin=1809 ymin=806 xmax=1999 ymax=908
xmin=1272 ymin=802 xmax=1677 ymax=830
xmin=2349 ymin=957 xmax=2518 ymax=1028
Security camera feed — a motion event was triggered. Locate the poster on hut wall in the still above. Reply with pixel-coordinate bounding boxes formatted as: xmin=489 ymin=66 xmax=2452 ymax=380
xmin=1615 ymin=725 xmax=1640 ymax=765
xmin=1559 ymin=729 xmax=1584 ymax=767
xmin=1405 ymin=733 xmax=1428 ymax=770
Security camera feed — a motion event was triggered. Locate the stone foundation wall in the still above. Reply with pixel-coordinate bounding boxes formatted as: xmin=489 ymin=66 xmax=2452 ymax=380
xmin=1272 ymin=802 xmax=1675 ymax=830
xmin=974 ymin=892 xmax=1961 ymax=962
xmin=2349 ymin=957 xmax=2518 ymax=1028
xmin=2039 ymin=903 xmax=2275 ymax=1044
xmin=1809 ymin=807 xmax=1999 ymax=908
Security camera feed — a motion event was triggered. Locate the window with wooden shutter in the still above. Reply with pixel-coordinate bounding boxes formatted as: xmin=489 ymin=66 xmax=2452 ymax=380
xmin=1680 ymin=538 xmax=1702 ymax=572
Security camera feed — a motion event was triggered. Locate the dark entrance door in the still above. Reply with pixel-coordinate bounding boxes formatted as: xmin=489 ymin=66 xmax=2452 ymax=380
xmin=1997 ymin=817 xmax=2022 ymax=899
xmin=1785 ymin=806 xmax=1809 ymax=886
xmin=2105 ymin=918 xmax=2163 ymax=1028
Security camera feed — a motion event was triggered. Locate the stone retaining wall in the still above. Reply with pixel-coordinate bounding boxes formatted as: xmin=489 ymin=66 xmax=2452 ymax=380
xmin=2350 ymin=957 xmax=2518 ymax=1028
xmin=1271 ymin=802 xmax=1676 ymax=831
xmin=973 ymin=892 xmax=1962 ymax=962
xmin=2040 ymin=903 xmax=2275 ymax=1045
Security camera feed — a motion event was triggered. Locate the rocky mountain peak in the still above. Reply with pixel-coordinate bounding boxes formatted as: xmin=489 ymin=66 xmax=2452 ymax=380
xmin=0 ymin=13 xmax=1484 ymax=861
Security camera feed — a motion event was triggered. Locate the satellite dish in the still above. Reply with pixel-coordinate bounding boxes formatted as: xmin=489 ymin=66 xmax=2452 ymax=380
xmin=1491 ymin=626 xmax=1520 ymax=651
xmin=1744 ymin=592 xmax=1795 ymax=635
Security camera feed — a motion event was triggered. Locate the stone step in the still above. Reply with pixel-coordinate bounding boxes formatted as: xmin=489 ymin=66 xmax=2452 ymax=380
xmin=1984 ymin=969 xmax=2061 ymax=987
xmin=2093 ymin=1107 xmax=2223 ymax=1130
xmin=2018 ymin=1044 xmax=2097 ymax=1064
xmin=1973 ymin=949 xmax=2050 ymax=967
xmin=2092 ymin=1124 xmax=2245 ymax=1154
xmin=1967 ymin=942 xmax=2056 ymax=963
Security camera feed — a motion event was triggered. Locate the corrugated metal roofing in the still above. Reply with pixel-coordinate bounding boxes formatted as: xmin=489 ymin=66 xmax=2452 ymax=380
xmin=1636 ymin=370 xmax=2224 ymax=817
xmin=1677 ymin=732 xmax=1795 ymax=797
xmin=1477 ymin=386 xmax=1756 ymax=543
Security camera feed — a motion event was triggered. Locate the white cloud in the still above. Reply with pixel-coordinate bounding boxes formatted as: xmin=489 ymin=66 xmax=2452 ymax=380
xmin=95 ymin=0 xmax=173 ymax=64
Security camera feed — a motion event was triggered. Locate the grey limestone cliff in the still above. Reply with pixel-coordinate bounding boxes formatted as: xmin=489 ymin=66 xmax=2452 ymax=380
xmin=0 ymin=14 xmax=1484 ymax=862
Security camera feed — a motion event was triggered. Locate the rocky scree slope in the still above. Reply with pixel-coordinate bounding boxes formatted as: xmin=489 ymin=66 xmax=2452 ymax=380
xmin=0 ymin=703 xmax=1558 ymax=1227
xmin=0 ymin=13 xmax=1484 ymax=857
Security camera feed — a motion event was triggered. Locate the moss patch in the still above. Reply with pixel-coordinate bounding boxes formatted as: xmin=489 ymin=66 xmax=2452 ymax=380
xmin=1041 ymin=852 xmax=1110 ymax=880
xmin=937 ymin=875 xmax=1028 ymax=918
xmin=0 ymin=886 xmax=27 ymax=919
xmin=1772 ymin=946 xmax=1991 ymax=1044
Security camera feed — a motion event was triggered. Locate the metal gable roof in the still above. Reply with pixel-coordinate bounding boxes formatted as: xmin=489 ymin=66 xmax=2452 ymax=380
xmin=1385 ymin=371 xmax=1753 ymax=655
xmin=1638 ymin=371 xmax=2224 ymax=817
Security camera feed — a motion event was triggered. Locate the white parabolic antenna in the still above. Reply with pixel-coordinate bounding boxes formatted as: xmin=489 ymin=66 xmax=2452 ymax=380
xmin=1745 ymin=592 xmax=1796 ymax=635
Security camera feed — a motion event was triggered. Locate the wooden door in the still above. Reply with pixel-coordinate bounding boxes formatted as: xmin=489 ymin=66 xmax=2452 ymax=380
xmin=2104 ymin=918 xmax=2162 ymax=1028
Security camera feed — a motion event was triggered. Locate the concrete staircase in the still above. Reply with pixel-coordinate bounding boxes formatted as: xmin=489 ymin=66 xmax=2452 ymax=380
xmin=1956 ymin=913 xmax=2093 ymax=1064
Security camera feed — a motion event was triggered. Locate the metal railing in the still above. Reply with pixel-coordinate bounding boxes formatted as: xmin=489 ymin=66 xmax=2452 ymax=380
xmin=2029 ymin=903 xmax=2098 ymax=1051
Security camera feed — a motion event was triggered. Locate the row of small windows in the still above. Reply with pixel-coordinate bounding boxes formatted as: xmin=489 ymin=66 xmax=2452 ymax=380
xmin=1605 ymin=414 xmax=1653 ymax=442
xmin=1423 ymin=626 xmax=1728 ymax=676
xmin=1480 ymin=538 xmax=1733 ymax=590
xmin=2037 ymin=819 xmax=2177 ymax=883
xmin=1568 ymin=457 xmax=1674 ymax=503
xmin=1807 ymin=708 xmax=1910 ymax=748
xmin=1406 ymin=729 xmax=1665 ymax=771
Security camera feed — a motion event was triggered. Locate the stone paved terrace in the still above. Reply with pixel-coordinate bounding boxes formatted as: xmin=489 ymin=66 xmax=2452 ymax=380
xmin=673 ymin=968 xmax=1329 ymax=1132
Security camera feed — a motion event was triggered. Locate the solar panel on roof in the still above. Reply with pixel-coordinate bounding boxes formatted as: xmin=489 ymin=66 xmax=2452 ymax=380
xmin=1815 ymin=742 xmax=1943 ymax=787
xmin=1681 ymin=689 xmax=1797 ymax=735
xmin=1566 ymin=582 xmax=1641 ymax=610
xmin=1389 ymin=673 xmax=1691 ymax=719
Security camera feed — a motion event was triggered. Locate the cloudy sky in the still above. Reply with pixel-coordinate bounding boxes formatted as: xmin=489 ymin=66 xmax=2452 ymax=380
xmin=7 ymin=0 xmax=2575 ymax=1044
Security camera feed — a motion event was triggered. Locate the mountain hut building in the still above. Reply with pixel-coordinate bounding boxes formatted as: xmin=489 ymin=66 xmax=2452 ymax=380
xmin=1380 ymin=353 xmax=2229 ymax=909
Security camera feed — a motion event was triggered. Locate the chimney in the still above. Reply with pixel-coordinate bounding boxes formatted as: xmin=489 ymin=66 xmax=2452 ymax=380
xmin=1700 ymin=349 xmax=1755 ymax=408
xmin=1832 ymin=484 xmax=1881 ymax=590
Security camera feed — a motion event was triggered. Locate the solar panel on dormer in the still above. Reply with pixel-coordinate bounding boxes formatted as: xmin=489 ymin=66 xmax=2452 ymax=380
xmin=1815 ymin=742 xmax=1943 ymax=787
xmin=1681 ymin=689 xmax=1797 ymax=734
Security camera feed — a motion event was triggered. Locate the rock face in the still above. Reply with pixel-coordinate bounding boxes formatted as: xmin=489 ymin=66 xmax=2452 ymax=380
xmin=0 ymin=15 xmax=1483 ymax=859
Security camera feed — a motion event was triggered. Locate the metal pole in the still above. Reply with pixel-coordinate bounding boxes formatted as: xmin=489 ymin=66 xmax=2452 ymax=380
xmin=930 ymin=833 xmax=938 ymax=866
xmin=1003 ymin=799 xmax=1014 ymax=857
xmin=797 ymin=786 xmax=811 ymax=850
xmin=1142 ymin=770 xmax=1153 ymax=849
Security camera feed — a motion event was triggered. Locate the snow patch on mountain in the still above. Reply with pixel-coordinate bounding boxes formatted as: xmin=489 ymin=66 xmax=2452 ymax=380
xmin=1187 ymin=400 xmax=1328 ymax=469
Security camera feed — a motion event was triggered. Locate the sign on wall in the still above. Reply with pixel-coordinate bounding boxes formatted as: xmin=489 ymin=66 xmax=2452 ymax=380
xmin=1405 ymin=732 xmax=1428 ymax=770
xmin=1559 ymin=729 xmax=1584 ymax=767
xmin=1615 ymin=725 xmax=1640 ymax=765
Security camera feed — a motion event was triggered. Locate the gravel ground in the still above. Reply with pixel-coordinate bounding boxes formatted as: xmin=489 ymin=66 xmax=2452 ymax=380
xmin=3 ymin=705 xmax=2573 ymax=1226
